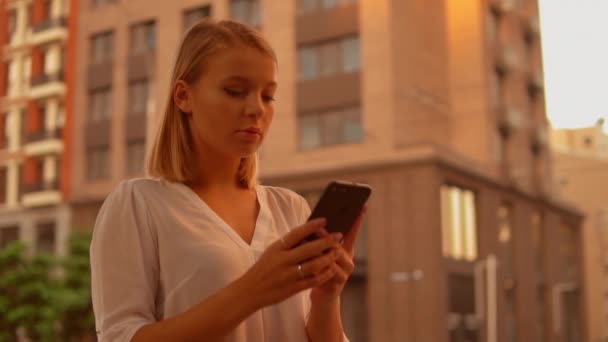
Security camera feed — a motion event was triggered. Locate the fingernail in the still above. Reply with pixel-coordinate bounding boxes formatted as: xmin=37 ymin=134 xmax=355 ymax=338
xmin=332 ymin=233 xmax=343 ymax=241
xmin=319 ymin=228 xmax=329 ymax=236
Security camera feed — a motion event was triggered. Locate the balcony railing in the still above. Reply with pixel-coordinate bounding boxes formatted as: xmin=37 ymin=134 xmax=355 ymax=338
xmin=23 ymin=128 xmax=63 ymax=144
xmin=22 ymin=178 xmax=59 ymax=194
xmin=32 ymin=16 xmax=67 ymax=33
xmin=31 ymin=70 xmax=65 ymax=87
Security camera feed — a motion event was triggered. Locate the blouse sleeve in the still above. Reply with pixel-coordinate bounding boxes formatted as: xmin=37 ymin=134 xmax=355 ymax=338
xmin=295 ymin=194 xmax=350 ymax=342
xmin=90 ymin=181 xmax=159 ymax=342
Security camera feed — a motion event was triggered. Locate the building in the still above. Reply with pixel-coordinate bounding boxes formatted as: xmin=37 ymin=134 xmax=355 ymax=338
xmin=0 ymin=0 xmax=76 ymax=256
xmin=69 ymin=0 xmax=584 ymax=341
xmin=552 ymin=121 xmax=608 ymax=342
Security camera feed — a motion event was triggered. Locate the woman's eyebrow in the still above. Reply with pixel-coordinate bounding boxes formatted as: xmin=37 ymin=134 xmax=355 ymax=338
xmin=222 ymin=75 xmax=276 ymax=87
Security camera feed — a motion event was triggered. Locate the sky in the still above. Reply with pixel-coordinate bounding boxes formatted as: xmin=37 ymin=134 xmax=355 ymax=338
xmin=539 ymin=0 xmax=608 ymax=133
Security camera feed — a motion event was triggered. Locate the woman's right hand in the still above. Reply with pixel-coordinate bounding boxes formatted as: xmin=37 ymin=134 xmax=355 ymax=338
xmin=240 ymin=218 xmax=343 ymax=309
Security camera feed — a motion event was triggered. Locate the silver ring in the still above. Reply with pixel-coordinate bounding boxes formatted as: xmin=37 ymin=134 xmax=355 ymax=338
xmin=298 ymin=264 xmax=304 ymax=278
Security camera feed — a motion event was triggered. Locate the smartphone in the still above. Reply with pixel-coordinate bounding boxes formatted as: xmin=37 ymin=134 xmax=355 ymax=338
xmin=303 ymin=180 xmax=372 ymax=243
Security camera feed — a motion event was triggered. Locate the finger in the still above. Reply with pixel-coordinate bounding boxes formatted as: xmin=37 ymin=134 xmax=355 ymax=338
xmin=334 ymin=249 xmax=355 ymax=275
xmin=275 ymin=218 xmax=327 ymax=250
xmin=330 ymin=262 xmax=349 ymax=284
xmin=299 ymin=248 xmax=341 ymax=277
xmin=342 ymin=205 xmax=367 ymax=256
xmin=297 ymin=266 xmax=336 ymax=290
xmin=288 ymin=233 xmax=342 ymax=264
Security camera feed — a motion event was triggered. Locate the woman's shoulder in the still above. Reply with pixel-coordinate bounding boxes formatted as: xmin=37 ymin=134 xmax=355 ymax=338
xmin=103 ymin=178 xmax=178 ymax=208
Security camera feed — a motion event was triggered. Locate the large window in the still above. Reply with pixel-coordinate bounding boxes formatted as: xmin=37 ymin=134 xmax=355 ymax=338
xmin=531 ymin=212 xmax=546 ymax=341
xmin=440 ymin=185 xmax=478 ymax=261
xmin=127 ymin=140 xmax=146 ymax=175
xmin=130 ymin=21 xmax=156 ymax=55
xmin=298 ymin=36 xmax=360 ymax=80
xmin=297 ymin=0 xmax=358 ymax=15
xmin=0 ymin=167 xmax=7 ymax=204
xmin=90 ymin=31 xmax=114 ymax=64
xmin=89 ymin=87 xmax=112 ymax=122
xmin=0 ymin=226 xmax=19 ymax=248
xmin=36 ymin=221 xmax=56 ymax=254
xmin=298 ymin=106 xmax=362 ymax=149
xmin=91 ymin=0 xmax=114 ymax=8
xmin=230 ymin=0 xmax=261 ymax=28
xmin=86 ymin=146 xmax=110 ymax=181
xmin=127 ymin=80 xmax=149 ymax=115
xmin=183 ymin=6 xmax=212 ymax=30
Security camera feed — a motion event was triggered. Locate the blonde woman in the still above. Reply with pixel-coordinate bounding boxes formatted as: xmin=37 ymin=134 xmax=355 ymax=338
xmin=90 ymin=20 xmax=365 ymax=342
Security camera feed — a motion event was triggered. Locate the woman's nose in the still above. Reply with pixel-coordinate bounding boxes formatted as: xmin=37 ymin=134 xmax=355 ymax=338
xmin=244 ymin=93 xmax=265 ymax=118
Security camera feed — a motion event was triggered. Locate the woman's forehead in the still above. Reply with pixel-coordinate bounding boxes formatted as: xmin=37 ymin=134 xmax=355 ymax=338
xmin=202 ymin=46 xmax=277 ymax=83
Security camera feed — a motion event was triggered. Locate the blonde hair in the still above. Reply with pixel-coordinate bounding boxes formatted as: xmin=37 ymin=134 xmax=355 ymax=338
xmin=146 ymin=20 xmax=276 ymax=189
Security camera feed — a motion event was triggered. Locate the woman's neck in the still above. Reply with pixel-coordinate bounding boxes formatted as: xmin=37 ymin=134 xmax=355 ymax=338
xmin=187 ymin=148 xmax=248 ymax=193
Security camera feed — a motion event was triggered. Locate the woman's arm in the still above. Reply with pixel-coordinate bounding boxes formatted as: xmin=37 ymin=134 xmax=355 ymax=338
xmin=132 ymin=223 xmax=341 ymax=342
xmin=306 ymin=297 xmax=344 ymax=342
xmin=132 ymin=276 xmax=257 ymax=341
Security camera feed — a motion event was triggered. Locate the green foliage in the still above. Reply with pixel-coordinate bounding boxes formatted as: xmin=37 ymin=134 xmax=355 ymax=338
xmin=0 ymin=231 xmax=95 ymax=341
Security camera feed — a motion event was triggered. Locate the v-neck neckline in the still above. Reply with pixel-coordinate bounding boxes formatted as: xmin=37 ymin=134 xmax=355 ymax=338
xmin=174 ymin=181 xmax=270 ymax=250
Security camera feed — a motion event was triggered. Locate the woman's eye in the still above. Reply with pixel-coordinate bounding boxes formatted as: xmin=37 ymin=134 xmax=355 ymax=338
xmin=263 ymin=95 xmax=276 ymax=102
xmin=224 ymin=88 xmax=246 ymax=97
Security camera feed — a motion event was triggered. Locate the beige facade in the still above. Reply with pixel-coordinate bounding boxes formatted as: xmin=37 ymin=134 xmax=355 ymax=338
xmin=70 ymin=0 xmax=584 ymax=341
xmin=552 ymin=122 xmax=608 ymax=342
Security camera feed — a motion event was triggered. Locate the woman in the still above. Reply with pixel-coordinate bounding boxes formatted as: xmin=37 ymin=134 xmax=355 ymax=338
xmin=90 ymin=20 xmax=365 ymax=342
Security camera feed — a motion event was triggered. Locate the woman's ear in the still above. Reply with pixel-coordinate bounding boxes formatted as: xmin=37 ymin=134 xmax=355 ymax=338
xmin=174 ymin=80 xmax=193 ymax=115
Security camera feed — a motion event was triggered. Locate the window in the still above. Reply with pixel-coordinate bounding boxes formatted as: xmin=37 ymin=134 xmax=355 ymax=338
xmin=7 ymin=9 xmax=17 ymax=42
xmin=131 ymin=21 xmax=156 ymax=55
xmin=0 ymin=167 xmax=7 ymax=203
xmin=0 ymin=226 xmax=19 ymax=248
xmin=298 ymin=46 xmax=319 ymax=81
xmin=183 ymin=6 xmax=212 ymax=30
xmin=127 ymin=140 xmax=146 ymax=175
xmin=342 ymin=36 xmax=361 ymax=72
xmin=560 ymin=224 xmax=579 ymax=279
xmin=298 ymin=106 xmax=363 ymax=149
xmin=230 ymin=0 xmax=261 ymax=28
xmin=36 ymin=222 xmax=56 ymax=254
xmin=297 ymin=0 xmax=358 ymax=14
xmin=91 ymin=0 xmax=114 ymax=8
xmin=128 ymin=80 xmax=149 ymax=115
xmin=89 ymin=87 xmax=112 ymax=122
xmin=86 ymin=146 xmax=110 ymax=181
xmin=298 ymin=35 xmax=361 ymax=80
xmin=439 ymin=185 xmax=478 ymax=261
xmin=90 ymin=31 xmax=114 ymax=64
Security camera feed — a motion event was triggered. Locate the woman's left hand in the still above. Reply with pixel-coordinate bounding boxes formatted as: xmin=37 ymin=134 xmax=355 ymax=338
xmin=309 ymin=206 xmax=367 ymax=304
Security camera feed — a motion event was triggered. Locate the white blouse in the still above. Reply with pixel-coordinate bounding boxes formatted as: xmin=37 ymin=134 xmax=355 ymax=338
xmin=90 ymin=178 xmax=348 ymax=342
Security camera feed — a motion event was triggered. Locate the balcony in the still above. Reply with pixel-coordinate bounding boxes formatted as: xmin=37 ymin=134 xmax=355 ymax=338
xmin=23 ymin=128 xmax=63 ymax=156
xmin=29 ymin=70 xmax=66 ymax=100
xmin=30 ymin=17 xmax=68 ymax=45
xmin=21 ymin=178 xmax=61 ymax=208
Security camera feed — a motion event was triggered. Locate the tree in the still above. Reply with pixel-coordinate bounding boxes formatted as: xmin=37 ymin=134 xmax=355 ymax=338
xmin=0 ymin=241 xmax=25 ymax=342
xmin=55 ymin=231 xmax=95 ymax=341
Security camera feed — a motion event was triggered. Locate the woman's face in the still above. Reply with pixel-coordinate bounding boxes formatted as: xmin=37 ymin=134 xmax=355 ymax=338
xmin=176 ymin=44 xmax=277 ymax=160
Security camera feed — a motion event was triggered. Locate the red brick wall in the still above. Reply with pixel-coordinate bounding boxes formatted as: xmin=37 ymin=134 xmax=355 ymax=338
xmin=32 ymin=0 xmax=46 ymax=24
xmin=26 ymin=101 xmax=42 ymax=134
xmin=32 ymin=47 xmax=44 ymax=77
xmin=61 ymin=0 xmax=78 ymax=199
xmin=23 ymin=157 xmax=41 ymax=186
xmin=0 ymin=1 xmax=8 ymax=96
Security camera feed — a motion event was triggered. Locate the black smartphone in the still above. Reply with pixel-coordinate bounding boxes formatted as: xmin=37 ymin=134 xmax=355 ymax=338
xmin=303 ymin=180 xmax=372 ymax=243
